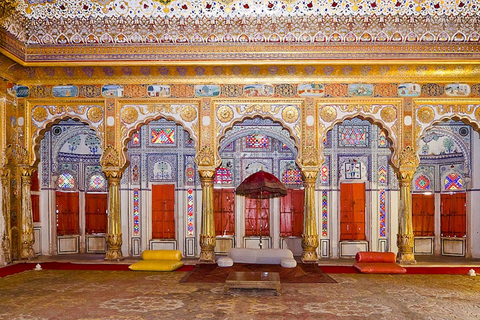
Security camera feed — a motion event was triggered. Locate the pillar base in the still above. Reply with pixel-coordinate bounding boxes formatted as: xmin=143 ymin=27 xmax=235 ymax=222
xmin=396 ymin=252 xmax=416 ymax=265
xmin=397 ymin=233 xmax=416 ymax=264
xmin=20 ymin=245 xmax=35 ymax=260
xmin=199 ymin=234 xmax=216 ymax=263
xmin=301 ymin=234 xmax=319 ymax=263
xmin=105 ymin=233 xmax=123 ymax=261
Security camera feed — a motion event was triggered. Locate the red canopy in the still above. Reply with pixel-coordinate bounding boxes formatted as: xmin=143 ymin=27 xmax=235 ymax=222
xmin=236 ymin=170 xmax=287 ymax=199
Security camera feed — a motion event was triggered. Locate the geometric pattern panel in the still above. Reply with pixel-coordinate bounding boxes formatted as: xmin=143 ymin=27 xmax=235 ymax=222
xmin=322 ymin=191 xmax=328 ymax=237
xmin=131 ymin=131 xmax=141 ymax=147
xmin=415 ymin=174 xmax=431 ymax=190
xmin=445 ymin=173 xmax=463 ymax=190
xmin=320 ymin=165 xmax=329 ymax=185
xmin=133 ymin=188 xmax=140 ymax=236
xmin=88 ymin=174 xmax=105 ymax=191
xmin=378 ymin=130 xmax=388 ymax=148
xmin=58 ymin=172 xmax=75 ymax=189
xmin=379 ymin=188 xmax=386 ymax=238
xmin=378 ymin=166 xmax=387 ymax=185
xmin=151 ymin=128 xmax=175 ymax=145
xmin=282 ymin=169 xmax=302 ymax=185
xmin=338 ymin=126 xmax=369 ymax=147
xmin=246 ymin=133 xmax=269 ymax=148
xmin=214 ymin=167 xmax=233 ymax=184
xmin=187 ymin=189 xmax=194 ymax=237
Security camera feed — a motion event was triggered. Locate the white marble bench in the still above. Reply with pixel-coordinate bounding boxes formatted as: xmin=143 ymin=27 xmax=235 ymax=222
xmin=217 ymin=248 xmax=297 ymax=268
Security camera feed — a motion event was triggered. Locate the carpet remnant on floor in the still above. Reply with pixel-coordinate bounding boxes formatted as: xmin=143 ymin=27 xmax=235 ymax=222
xmin=179 ymin=263 xmax=337 ymax=283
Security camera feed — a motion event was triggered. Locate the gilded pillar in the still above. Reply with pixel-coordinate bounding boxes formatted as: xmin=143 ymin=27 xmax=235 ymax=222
xmin=198 ymin=169 xmax=216 ymax=262
xmin=396 ymin=146 xmax=419 ymax=265
xmin=0 ymin=167 xmax=11 ymax=264
xmin=20 ymin=167 xmax=35 ymax=259
xmin=301 ymin=169 xmax=319 ymax=263
xmin=105 ymin=171 xmax=123 ymax=261
xmin=101 ymin=146 xmax=124 ymax=261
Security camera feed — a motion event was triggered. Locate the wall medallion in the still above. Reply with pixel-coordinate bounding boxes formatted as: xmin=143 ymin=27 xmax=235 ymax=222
xmin=320 ymin=106 xmax=337 ymax=123
xmin=217 ymin=106 xmax=234 ymax=123
xmin=121 ymin=107 xmax=138 ymax=124
xmin=417 ymin=106 xmax=434 ymax=124
xmin=282 ymin=106 xmax=299 ymax=123
xmin=32 ymin=106 xmax=48 ymax=122
xmin=180 ymin=105 xmax=197 ymax=122
xmin=87 ymin=106 xmax=103 ymax=123
xmin=380 ymin=107 xmax=396 ymax=123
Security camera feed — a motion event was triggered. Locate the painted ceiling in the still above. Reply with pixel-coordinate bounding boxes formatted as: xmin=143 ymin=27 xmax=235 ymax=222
xmin=0 ymin=0 xmax=479 ymax=65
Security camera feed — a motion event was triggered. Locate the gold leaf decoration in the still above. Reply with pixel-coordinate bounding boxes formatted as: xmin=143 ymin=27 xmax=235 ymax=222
xmin=87 ymin=106 xmax=103 ymax=123
xmin=180 ymin=105 xmax=197 ymax=122
xmin=320 ymin=106 xmax=337 ymax=123
xmin=32 ymin=106 xmax=48 ymax=122
xmin=417 ymin=106 xmax=435 ymax=124
xmin=475 ymin=107 xmax=480 ymax=121
xmin=282 ymin=106 xmax=299 ymax=123
xmin=121 ymin=106 xmax=138 ymax=124
xmin=195 ymin=146 xmax=215 ymax=166
xmin=380 ymin=106 xmax=397 ymax=123
xmin=217 ymin=106 xmax=234 ymax=123
xmin=302 ymin=145 xmax=319 ymax=166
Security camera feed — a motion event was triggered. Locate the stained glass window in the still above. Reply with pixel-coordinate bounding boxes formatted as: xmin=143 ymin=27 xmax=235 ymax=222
xmin=58 ymin=172 xmax=75 ymax=189
xmin=415 ymin=175 xmax=431 ymax=190
xmin=445 ymin=173 xmax=463 ymax=190
xmin=151 ymin=128 xmax=175 ymax=144
xmin=132 ymin=132 xmax=141 ymax=146
xmin=378 ymin=130 xmax=388 ymax=148
xmin=88 ymin=174 xmax=106 ymax=191
xmin=214 ymin=167 xmax=233 ymax=184
xmin=282 ymin=169 xmax=302 ymax=185
xmin=246 ymin=133 xmax=269 ymax=148
xmin=339 ymin=126 xmax=369 ymax=147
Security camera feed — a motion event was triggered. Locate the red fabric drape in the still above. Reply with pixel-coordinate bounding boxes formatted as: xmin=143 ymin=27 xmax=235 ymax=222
xmin=152 ymin=184 xmax=175 ymax=239
xmin=441 ymin=192 xmax=466 ymax=237
xmin=280 ymin=189 xmax=304 ymax=237
xmin=412 ymin=193 xmax=435 ymax=236
xmin=214 ymin=188 xmax=235 ymax=236
xmin=245 ymin=198 xmax=270 ymax=236
xmin=340 ymin=183 xmax=366 ymax=241
xmin=56 ymin=191 xmax=79 ymax=235
xmin=85 ymin=193 xmax=108 ymax=234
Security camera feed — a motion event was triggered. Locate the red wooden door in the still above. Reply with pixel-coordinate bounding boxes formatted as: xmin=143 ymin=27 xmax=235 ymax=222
xmin=85 ymin=193 xmax=108 ymax=234
xmin=31 ymin=170 xmax=40 ymax=222
xmin=213 ymin=188 xmax=235 ymax=236
xmin=245 ymin=198 xmax=270 ymax=236
xmin=340 ymin=183 xmax=366 ymax=241
xmin=152 ymin=184 xmax=175 ymax=239
xmin=412 ymin=193 xmax=435 ymax=236
xmin=280 ymin=189 xmax=305 ymax=237
xmin=441 ymin=192 xmax=466 ymax=237
xmin=56 ymin=191 xmax=79 ymax=235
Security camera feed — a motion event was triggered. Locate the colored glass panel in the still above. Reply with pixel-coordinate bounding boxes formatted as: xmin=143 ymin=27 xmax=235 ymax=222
xmin=151 ymin=128 xmax=175 ymax=144
xmin=133 ymin=188 xmax=140 ymax=236
xmin=378 ymin=130 xmax=387 ymax=147
xmin=415 ymin=175 xmax=431 ymax=190
xmin=339 ymin=126 xmax=369 ymax=147
xmin=132 ymin=132 xmax=140 ymax=146
xmin=322 ymin=191 xmax=328 ymax=237
xmin=320 ymin=165 xmax=328 ymax=184
xmin=185 ymin=164 xmax=195 ymax=184
xmin=445 ymin=173 xmax=463 ymax=190
xmin=378 ymin=166 xmax=387 ymax=185
xmin=282 ymin=169 xmax=302 ymax=185
xmin=214 ymin=167 xmax=233 ymax=184
xmin=281 ymin=143 xmax=289 ymax=151
xmin=379 ymin=188 xmax=386 ymax=237
xmin=187 ymin=189 xmax=194 ymax=236
xmin=246 ymin=133 xmax=269 ymax=148
xmin=89 ymin=174 xmax=105 ymax=190
xmin=58 ymin=172 xmax=75 ymax=189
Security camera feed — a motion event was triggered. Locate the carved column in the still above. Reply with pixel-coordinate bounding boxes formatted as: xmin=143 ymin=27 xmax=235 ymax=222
xmin=301 ymin=169 xmax=319 ymax=263
xmin=20 ymin=167 xmax=35 ymax=259
xmin=199 ymin=169 xmax=216 ymax=263
xmin=105 ymin=171 xmax=123 ymax=261
xmin=396 ymin=146 xmax=419 ymax=264
xmin=0 ymin=167 xmax=11 ymax=264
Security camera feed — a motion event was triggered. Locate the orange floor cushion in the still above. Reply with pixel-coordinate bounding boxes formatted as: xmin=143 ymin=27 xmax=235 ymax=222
xmin=353 ymin=251 xmax=407 ymax=274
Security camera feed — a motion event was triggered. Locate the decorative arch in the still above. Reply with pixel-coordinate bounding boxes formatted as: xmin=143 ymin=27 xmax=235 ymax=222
xmin=28 ymin=100 xmax=105 ymax=167
xmin=118 ymin=101 xmax=199 ymax=164
xmin=318 ymin=100 xmax=400 ymax=167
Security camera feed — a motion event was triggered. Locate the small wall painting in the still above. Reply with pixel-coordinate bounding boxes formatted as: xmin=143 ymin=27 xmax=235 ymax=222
xmin=102 ymin=85 xmax=124 ymax=97
xmin=148 ymin=85 xmax=171 ymax=97
xmin=52 ymin=86 xmax=78 ymax=98
xmin=445 ymin=84 xmax=470 ymax=96
xmin=345 ymin=162 xmax=362 ymax=179
xmin=398 ymin=83 xmax=421 ymax=97
xmin=244 ymin=84 xmax=274 ymax=97
xmin=298 ymin=84 xmax=325 ymax=97
xmin=15 ymin=85 xmax=29 ymax=98
xmin=194 ymin=85 xmax=220 ymax=97
xmin=348 ymin=84 xmax=374 ymax=96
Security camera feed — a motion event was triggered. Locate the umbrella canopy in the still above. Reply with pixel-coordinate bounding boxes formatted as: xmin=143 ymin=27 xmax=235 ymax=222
xmin=236 ymin=170 xmax=287 ymax=199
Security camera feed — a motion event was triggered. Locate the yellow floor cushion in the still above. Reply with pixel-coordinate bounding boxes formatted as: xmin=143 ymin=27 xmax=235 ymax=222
xmin=142 ymin=250 xmax=182 ymax=261
xmin=129 ymin=259 xmax=184 ymax=271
